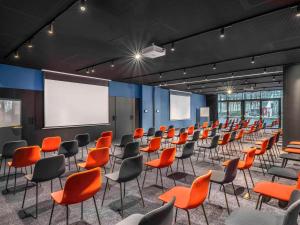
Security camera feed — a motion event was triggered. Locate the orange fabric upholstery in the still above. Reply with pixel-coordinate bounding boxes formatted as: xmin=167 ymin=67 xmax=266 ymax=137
xmin=41 ymin=136 xmax=61 ymax=153
xmin=159 ymin=170 xmax=212 ymax=209
xmin=159 ymin=126 xmax=167 ymax=132
xmin=255 ymin=139 xmax=268 ymax=155
xmin=235 ymin=129 xmax=244 ymax=140
xmin=172 ymin=132 xmax=188 ymax=145
xmin=218 ymin=133 xmax=231 ymax=145
xmin=101 ymin=131 xmax=112 ymax=138
xmin=164 ymin=128 xmax=175 ymax=139
xmin=134 ymin=128 xmax=144 ymax=139
xmin=145 ymin=147 xmax=176 ymax=168
xmin=140 ymin=137 xmax=161 ymax=153
xmin=202 ymin=122 xmax=209 ymax=129
xmin=223 ymin=148 xmax=256 ymax=170
xmin=91 ymin=136 xmax=112 ymax=150
xmin=51 ymin=168 xmax=101 ymax=205
xmin=284 ymin=148 xmax=300 ymax=154
xmin=9 ymin=146 xmax=41 ymax=168
xmin=187 ymin=126 xmax=194 ymax=135
xmin=78 ymin=147 xmax=109 ymax=170
xmin=290 ymin=141 xmax=300 ymax=145
xmin=199 ymin=129 xmax=209 ymax=140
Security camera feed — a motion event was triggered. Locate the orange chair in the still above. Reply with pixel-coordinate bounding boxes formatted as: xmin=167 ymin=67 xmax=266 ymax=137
xmin=90 ymin=136 xmax=112 ymax=151
xmin=49 ymin=168 xmax=101 ymax=225
xmin=163 ymin=128 xmax=175 ymax=147
xmin=41 ymin=136 xmax=61 ymax=156
xmin=159 ymin=171 xmax=212 ymax=225
xmin=5 ymin=146 xmax=41 ymax=193
xmin=78 ymin=147 xmax=109 ymax=173
xmin=224 ymin=148 xmax=256 ymax=198
xmin=187 ymin=126 xmax=194 ymax=136
xmin=140 ymin=137 xmax=161 ymax=160
xmin=235 ymin=129 xmax=244 ymax=150
xmin=159 ymin=126 xmax=167 ymax=133
xmin=142 ymin=147 xmax=176 ymax=191
xmin=218 ymin=133 xmax=231 ymax=159
xmin=252 ymin=139 xmax=269 ymax=175
xmin=101 ymin=131 xmax=112 ymax=138
xmin=199 ymin=129 xmax=209 ymax=144
xmin=202 ymin=121 xmax=209 ymax=129
xmin=134 ymin=128 xmax=144 ymax=142
xmin=254 ymin=173 xmax=300 ymax=210
xmin=171 ymin=132 xmax=188 ymax=149
xmin=244 ymin=125 xmax=255 ymax=142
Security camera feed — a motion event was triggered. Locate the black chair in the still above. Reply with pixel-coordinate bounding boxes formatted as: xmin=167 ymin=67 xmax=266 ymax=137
xmin=209 ymin=158 xmax=240 ymax=214
xmin=21 ymin=155 xmax=65 ymax=218
xmin=58 ymin=140 xmax=79 ymax=171
xmin=144 ymin=128 xmax=155 ymax=142
xmin=268 ymin=166 xmax=298 ymax=181
xmin=209 ymin=128 xmax=217 ymax=137
xmin=102 ymin=155 xmax=144 ymax=217
xmin=115 ymin=197 xmax=175 ymax=225
xmin=198 ymin=135 xmax=220 ymax=163
xmin=113 ymin=134 xmax=133 ymax=154
xmin=112 ymin=141 xmax=140 ymax=172
xmin=225 ymin=190 xmax=300 ymax=225
xmin=0 ymin=140 xmax=27 ymax=176
xmin=168 ymin=125 xmax=174 ymax=130
xmin=228 ymin=131 xmax=237 ymax=154
xmin=175 ymin=142 xmax=196 ymax=176
xmin=218 ymin=123 xmax=223 ymax=131
xmin=154 ymin=130 xmax=163 ymax=138
xmin=75 ymin=133 xmax=90 ymax=159
xmin=188 ymin=130 xmax=200 ymax=142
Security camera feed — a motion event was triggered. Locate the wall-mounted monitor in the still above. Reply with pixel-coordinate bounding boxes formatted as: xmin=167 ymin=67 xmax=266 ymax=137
xmin=170 ymin=91 xmax=191 ymax=120
xmin=0 ymin=99 xmax=21 ymax=128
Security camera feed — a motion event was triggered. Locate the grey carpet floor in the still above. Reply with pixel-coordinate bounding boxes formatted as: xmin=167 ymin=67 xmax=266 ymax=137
xmin=0 ymin=134 xmax=298 ymax=225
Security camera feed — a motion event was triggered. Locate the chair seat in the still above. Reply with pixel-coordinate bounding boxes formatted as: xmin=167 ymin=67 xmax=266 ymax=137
xmin=290 ymin=141 xmax=300 ymax=145
xmin=115 ymin=214 xmax=144 ymax=225
xmin=77 ymin=162 xmax=87 ymax=169
xmin=51 ymin=190 xmax=64 ymax=204
xmin=287 ymin=144 xmax=300 ymax=149
xmin=223 ymin=160 xmax=246 ymax=169
xmin=268 ymin=167 xmax=298 ymax=180
xmin=253 ymin=182 xmax=296 ymax=201
xmin=159 ymin=186 xmax=190 ymax=209
xmin=284 ymin=148 xmax=300 ymax=154
xmin=225 ymin=208 xmax=284 ymax=225
xmin=41 ymin=148 xmax=58 ymax=153
xmin=105 ymin=171 xmax=120 ymax=181
xmin=145 ymin=159 xmax=161 ymax=168
xmin=171 ymin=141 xmax=184 ymax=145
xmin=210 ymin=170 xmax=225 ymax=183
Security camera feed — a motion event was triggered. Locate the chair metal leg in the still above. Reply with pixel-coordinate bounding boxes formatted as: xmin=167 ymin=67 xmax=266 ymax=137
xmin=248 ymin=169 xmax=254 ymax=186
xmin=4 ymin=158 xmax=7 ymax=176
xmin=59 ymin=177 xmax=63 ymax=189
xmin=14 ymin=167 xmax=17 ymax=194
xmin=81 ymin=202 xmax=83 ymax=220
xmin=222 ymin=184 xmax=230 ymax=214
xmin=50 ymin=179 xmax=53 ymax=192
xmin=111 ymin=158 xmax=116 ymax=172
xmin=74 ymin=156 xmax=79 ymax=171
xmin=35 ymin=183 xmax=39 ymax=218
xmin=66 ymin=205 xmax=69 ymax=225
xmin=175 ymin=208 xmax=178 ymax=222
xmin=185 ymin=209 xmax=191 ymax=225
xmin=5 ymin=166 xmax=11 ymax=191
xmin=208 ymin=182 xmax=212 ymax=199
xmin=68 ymin=158 xmax=70 ymax=171
xmin=169 ymin=165 xmax=176 ymax=186
xmin=255 ymin=195 xmax=262 ymax=209
xmin=189 ymin=157 xmax=196 ymax=176
xmin=93 ymin=196 xmax=101 ymax=225
xmin=21 ymin=180 xmax=29 ymax=208
xmin=119 ymin=183 xmax=124 ymax=217
xmin=242 ymin=170 xmax=251 ymax=197
xmin=258 ymin=156 xmax=265 ymax=176
xmin=136 ymin=178 xmax=145 ymax=207
xmin=201 ymin=204 xmax=209 ymax=225
xmin=159 ymin=168 xmax=164 ymax=192
xmin=231 ymin=182 xmax=240 ymax=207
xmin=181 ymin=159 xmax=187 ymax=182
xmin=142 ymin=166 xmax=148 ymax=188
xmin=101 ymin=179 xmax=109 ymax=206
xmin=49 ymin=201 xmax=55 ymax=225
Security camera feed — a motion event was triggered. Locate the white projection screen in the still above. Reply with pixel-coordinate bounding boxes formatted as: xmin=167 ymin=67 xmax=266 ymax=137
xmin=170 ymin=91 xmax=191 ymax=120
xmin=44 ymin=71 xmax=109 ymax=127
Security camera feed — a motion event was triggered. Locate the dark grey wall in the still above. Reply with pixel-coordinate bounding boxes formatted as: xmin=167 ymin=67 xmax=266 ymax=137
xmin=206 ymin=94 xmax=218 ymax=122
xmin=283 ymin=64 xmax=300 ymax=146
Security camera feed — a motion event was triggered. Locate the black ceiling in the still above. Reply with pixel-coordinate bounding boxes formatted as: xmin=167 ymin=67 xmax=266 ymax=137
xmin=1 ymin=0 xmax=300 ymax=93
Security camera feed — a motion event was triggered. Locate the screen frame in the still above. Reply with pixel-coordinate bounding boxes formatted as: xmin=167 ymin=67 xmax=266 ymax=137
xmin=0 ymin=98 xmax=22 ymax=128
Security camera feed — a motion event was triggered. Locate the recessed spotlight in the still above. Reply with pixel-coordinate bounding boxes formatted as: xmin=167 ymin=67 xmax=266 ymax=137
xmin=134 ymin=53 xmax=141 ymax=60
xmin=187 ymin=84 xmax=191 ymax=89
xmin=263 ymin=67 xmax=267 ymax=73
xmin=13 ymin=51 xmax=19 ymax=59
xmin=48 ymin=23 xmax=54 ymax=35
xmin=27 ymin=40 xmax=33 ymax=48
xmin=91 ymin=67 xmax=95 ymax=73
xmin=80 ymin=0 xmax=87 ymax=12
xmin=251 ymin=56 xmax=255 ymax=64
xmin=227 ymin=88 xmax=233 ymax=94
xmin=272 ymin=76 xmax=275 ymax=81
xmin=183 ymin=69 xmax=187 ymax=75
xmin=220 ymin=28 xmax=225 ymax=38
xmin=86 ymin=69 xmax=90 ymax=74
xmin=110 ymin=61 xmax=115 ymax=68
xmin=159 ymin=73 xmax=163 ymax=79
xmin=296 ymin=5 xmax=300 ymax=17
xmin=170 ymin=42 xmax=175 ymax=52
xmin=212 ymin=64 xmax=216 ymax=70
xmin=205 ymin=76 xmax=208 ymax=81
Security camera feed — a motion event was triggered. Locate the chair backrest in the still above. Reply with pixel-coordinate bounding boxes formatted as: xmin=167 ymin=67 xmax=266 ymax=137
xmin=61 ymin=168 xmax=101 ymax=205
xmin=154 ymin=130 xmax=163 ymax=138
xmin=209 ymin=128 xmax=217 ymax=137
xmin=159 ymin=147 xmax=176 ymax=167
xmin=95 ymin=136 xmax=111 ymax=148
xmin=266 ymin=135 xmax=275 ymax=150
xmin=123 ymin=142 xmax=140 ymax=159
xmin=12 ymin=146 xmax=41 ymax=167
xmin=119 ymin=134 xmax=134 ymax=147
xmin=182 ymin=142 xmax=195 ymax=158
xmin=221 ymin=133 xmax=231 ymax=144
xmin=149 ymin=137 xmax=161 ymax=151
xmin=118 ymin=155 xmax=143 ymax=182
xmin=201 ymin=129 xmax=209 ymax=139
xmin=139 ymin=197 xmax=175 ymax=225
xmin=191 ymin=130 xmax=200 ymax=141
xmin=2 ymin=140 xmax=27 ymax=157
xmin=58 ymin=140 xmax=78 ymax=157
xmin=210 ymin=135 xmax=220 ymax=148
xmin=75 ymin=133 xmax=90 ymax=147
xmin=178 ymin=132 xmax=188 ymax=143
xmin=223 ymin=158 xmax=239 ymax=183
xmin=32 ymin=155 xmax=65 ymax=182
xmin=101 ymin=131 xmax=113 ymax=138
xmin=179 ymin=128 xmax=186 ymax=134
xmin=168 ymin=125 xmax=174 ymax=130
xmin=187 ymin=126 xmax=194 ymax=135
xmin=282 ymin=190 xmax=300 ymax=225
xmin=244 ymin=148 xmax=256 ymax=168
xmin=167 ymin=128 xmax=175 ymax=138
xmin=85 ymin=147 xmax=109 ymax=169
xmin=147 ymin=128 xmax=155 ymax=137
xmin=159 ymin=126 xmax=167 ymax=133
xmin=42 ymin=136 xmax=61 ymax=152
xmin=274 ymin=131 xmax=280 ymax=143
xmin=259 ymin=139 xmax=269 ymax=154
xmin=218 ymin=123 xmax=223 ymax=129
xmin=202 ymin=121 xmax=209 ymax=128
xmin=134 ymin=128 xmax=144 ymax=138
xmin=229 ymin=131 xmax=237 ymax=142
xmin=236 ymin=129 xmax=244 ymax=140
xmin=188 ymin=170 xmax=212 ymax=208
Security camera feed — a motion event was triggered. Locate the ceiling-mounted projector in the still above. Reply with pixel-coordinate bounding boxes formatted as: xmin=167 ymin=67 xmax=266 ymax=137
xmin=142 ymin=43 xmax=166 ymax=58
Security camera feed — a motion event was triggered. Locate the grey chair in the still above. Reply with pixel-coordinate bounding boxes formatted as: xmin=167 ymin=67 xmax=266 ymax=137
xmin=113 ymin=134 xmax=133 ymax=153
xmin=209 ymin=128 xmax=217 ymax=137
xmin=58 ymin=140 xmax=79 ymax=171
xmin=75 ymin=133 xmax=90 ymax=159
xmin=102 ymin=155 xmax=144 ymax=217
xmin=188 ymin=130 xmax=200 ymax=142
xmin=144 ymin=128 xmax=155 ymax=142
xmin=228 ymin=131 xmax=237 ymax=154
xmin=198 ymin=135 xmax=220 ymax=164
xmin=225 ymin=190 xmax=300 ymax=225
xmin=209 ymin=158 xmax=240 ymax=214
xmin=268 ymin=166 xmax=298 ymax=181
xmin=112 ymin=141 xmax=140 ymax=172
xmin=1 ymin=140 xmax=27 ymax=176
xmin=176 ymin=142 xmax=196 ymax=176
xmin=154 ymin=130 xmax=163 ymax=138
xmin=115 ymin=197 xmax=175 ymax=225
xmin=176 ymin=128 xmax=186 ymax=138
xmin=21 ymin=155 xmax=65 ymax=218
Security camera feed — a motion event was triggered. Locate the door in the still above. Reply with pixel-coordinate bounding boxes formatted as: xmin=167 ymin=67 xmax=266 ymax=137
xmin=261 ymin=100 xmax=280 ymax=127
xmin=244 ymin=101 xmax=260 ymax=124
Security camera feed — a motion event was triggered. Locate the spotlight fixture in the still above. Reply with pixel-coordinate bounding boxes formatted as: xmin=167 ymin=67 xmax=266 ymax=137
xmin=183 ymin=68 xmax=187 ymax=75
xmin=187 ymin=84 xmax=191 ymax=89
xmin=80 ymin=0 xmax=87 ymax=12
xmin=27 ymin=39 xmax=33 ymax=48
xmin=204 ymin=76 xmax=208 ymax=81
xmin=272 ymin=76 xmax=276 ymax=81
xmin=170 ymin=42 xmax=175 ymax=52
xmin=48 ymin=23 xmax=54 ymax=35
xmin=110 ymin=61 xmax=115 ymax=68
xmin=91 ymin=67 xmax=95 ymax=73
xmin=134 ymin=53 xmax=141 ymax=60
xmin=227 ymin=88 xmax=233 ymax=94
xmin=212 ymin=64 xmax=216 ymax=70
xmin=86 ymin=68 xmax=90 ymax=74
xmin=220 ymin=28 xmax=225 ymax=38
xmin=296 ymin=5 xmax=300 ymax=17
xmin=13 ymin=51 xmax=20 ymax=59
xmin=159 ymin=73 xmax=163 ymax=79
xmin=251 ymin=56 xmax=255 ymax=64
xmin=263 ymin=67 xmax=267 ymax=73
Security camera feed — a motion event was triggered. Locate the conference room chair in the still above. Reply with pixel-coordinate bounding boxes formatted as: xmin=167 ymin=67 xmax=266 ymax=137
xmin=217 ymin=123 xmax=223 ymax=132
xmin=159 ymin=170 xmax=212 ymax=225
xmin=101 ymin=131 xmax=113 ymax=140
xmin=187 ymin=125 xmax=194 ymax=136
xmin=21 ymin=155 xmax=65 ymax=218
xmin=102 ymin=155 xmax=144 ymax=217
xmin=167 ymin=125 xmax=174 ymax=130
xmin=188 ymin=130 xmax=200 ymax=142
xmin=254 ymin=173 xmax=300 ymax=210
xmin=261 ymin=135 xmax=276 ymax=166
xmin=225 ymin=190 xmax=300 ymax=225
xmin=198 ymin=135 xmax=220 ymax=164
xmin=0 ymin=140 xmax=27 ymax=176
xmin=140 ymin=137 xmax=161 ymax=161
xmin=92 ymin=136 xmax=112 ymax=150
xmin=75 ymin=133 xmax=90 ymax=159
xmin=41 ymin=136 xmax=62 ymax=157
xmin=144 ymin=127 xmax=155 ymax=142
xmin=5 ymin=146 xmax=41 ymax=194
xmin=49 ymin=168 xmax=102 ymax=225
xmin=142 ymin=147 xmax=176 ymax=191
xmin=171 ymin=132 xmax=188 ymax=150
xmin=252 ymin=139 xmax=269 ymax=175
xmin=154 ymin=130 xmax=163 ymax=138
xmin=202 ymin=121 xmax=209 ymax=129
xmin=134 ymin=128 xmax=144 ymax=142
xmin=234 ymin=129 xmax=244 ymax=150
xmin=218 ymin=132 xmax=231 ymax=160
xmin=175 ymin=127 xmax=186 ymax=139
xmin=115 ymin=197 xmax=175 ymax=225
xmin=159 ymin=125 xmax=167 ymax=133
xmin=199 ymin=128 xmax=209 ymax=144
xmin=268 ymin=165 xmax=298 ymax=182
xmin=228 ymin=131 xmax=237 ymax=155
xmin=208 ymin=127 xmax=217 ymax=138
xmin=244 ymin=125 xmax=255 ymax=142
xmin=162 ymin=128 xmax=175 ymax=147
xmin=112 ymin=141 xmax=140 ymax=172
xmin=209 ymin=158 xmax=240 ymax=214
xmin=78 ymin=147 xmax=109 ymax=173
xmin=223 ymin=148 xmax=256 ymax=198
xmin=175 ymin=142 xmax=196 ymax=176
xmin=113 ymin=134 xmax=133 ymax=155
xmin=58 ymin=140 xmax=79 ymax=171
